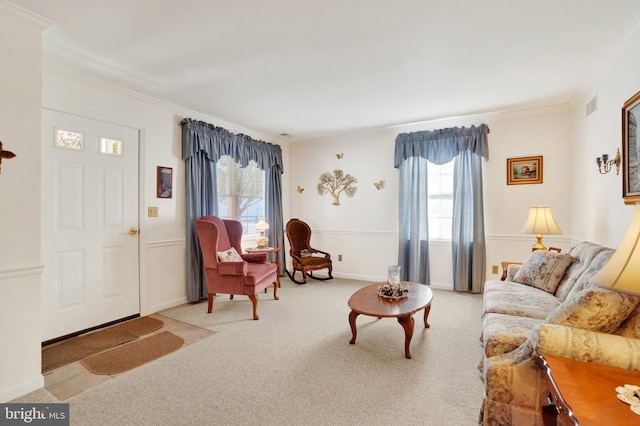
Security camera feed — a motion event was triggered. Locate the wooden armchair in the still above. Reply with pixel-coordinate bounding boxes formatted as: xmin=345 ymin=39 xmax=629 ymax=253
xmin=195 ymin=216 xmax=279 ymax=320
xmin=285 ymin=218 xmax=333 ymax=284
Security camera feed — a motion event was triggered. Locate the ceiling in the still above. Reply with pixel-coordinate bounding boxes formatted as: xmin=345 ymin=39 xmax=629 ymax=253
xmin=10 ymin=0 xmax=640 ymax=142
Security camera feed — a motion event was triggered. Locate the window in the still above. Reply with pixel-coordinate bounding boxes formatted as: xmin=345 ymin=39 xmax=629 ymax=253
xmin=428 ymin=161 xmax=453 ymax=239
xmin=216 ymin=156 xmax=265 ymax=235
xmin=55 ymin=129 xmax=84 ymax=151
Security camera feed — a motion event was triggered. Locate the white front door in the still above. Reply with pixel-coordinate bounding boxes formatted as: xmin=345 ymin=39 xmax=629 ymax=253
xmin=41 ymin=109 xmax=140 ymax=341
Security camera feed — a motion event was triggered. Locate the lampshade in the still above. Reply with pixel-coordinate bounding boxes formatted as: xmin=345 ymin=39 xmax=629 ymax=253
xmin=591 ymin=204 xmax=640 ymax=296
xmin=520 ymin=206 xmax=562 ymax=251
xmin=255 ymin=217 xmax=269 ymax=232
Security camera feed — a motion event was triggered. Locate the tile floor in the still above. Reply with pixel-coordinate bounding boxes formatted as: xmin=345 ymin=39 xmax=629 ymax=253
xmin=42 ymin=314 xmax=214 ymax=401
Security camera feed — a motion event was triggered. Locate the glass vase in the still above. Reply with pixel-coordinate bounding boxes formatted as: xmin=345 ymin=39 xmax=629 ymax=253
xmin=388 ymin=265 xmax=401 ymax=286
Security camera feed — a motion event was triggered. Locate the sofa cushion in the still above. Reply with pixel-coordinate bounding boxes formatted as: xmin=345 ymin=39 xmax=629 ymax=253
xmin=513 ymin=251 xmax=574 ymax=294
xmin=547 ymin=286 xmax=640 ymax=333
xmin=482 ymin=313 xmax=543 ymax=358
xmin=564 ymin=248 xmax=614 ymax=300
xmin=483 ymin=282 xmax=562 ymax=319
xmin=615 ymin=306 xmax=640 ymax=339
xmin=554 ymin=241 xmax=608 ymax=301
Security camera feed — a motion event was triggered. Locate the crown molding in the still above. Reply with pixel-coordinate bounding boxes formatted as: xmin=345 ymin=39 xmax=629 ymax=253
xmin=0 ymin=0 xmax=52 ymax=31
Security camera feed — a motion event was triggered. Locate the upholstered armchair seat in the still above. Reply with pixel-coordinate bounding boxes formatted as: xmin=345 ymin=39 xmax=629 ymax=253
xmin=195 ymin=216 xmax=279 ymax=320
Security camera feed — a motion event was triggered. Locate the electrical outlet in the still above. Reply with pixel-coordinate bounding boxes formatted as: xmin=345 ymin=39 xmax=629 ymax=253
xmin=338 ymin=254 xmax=343 ymax=261
xmin=491 ymin=265 xmax=498 ymax=274
xmin=148 ymin=207 xmax=158 ymax=217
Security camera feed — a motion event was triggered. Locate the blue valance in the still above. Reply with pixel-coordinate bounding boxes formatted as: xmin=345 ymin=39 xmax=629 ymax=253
xmin=394 ymin=124 xmax=490 ymax=167
xmin=181 ymin=118 xmax=283 ymax=173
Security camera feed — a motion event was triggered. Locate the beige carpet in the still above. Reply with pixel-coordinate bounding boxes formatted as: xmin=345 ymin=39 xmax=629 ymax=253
xmin=81 ymin=331 xmax=185 ymax=375
xmin=18 ymin=277 xmax=485 ymax=425
xmin=42 ymin=316 xmax=164 ymax=372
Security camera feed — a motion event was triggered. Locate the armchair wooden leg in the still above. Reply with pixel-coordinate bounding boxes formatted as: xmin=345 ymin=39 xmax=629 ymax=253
xmin=249 ymin=294 xmax=259 ymax=320
xmin=207 ymin=293 xmax=213 ymax=314
xmin=273 ymin=277 xmax=280 ymax=300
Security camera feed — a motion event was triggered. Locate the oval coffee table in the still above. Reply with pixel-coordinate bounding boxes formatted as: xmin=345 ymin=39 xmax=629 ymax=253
xmin=348 ymin=282 xmax=433 ymax=359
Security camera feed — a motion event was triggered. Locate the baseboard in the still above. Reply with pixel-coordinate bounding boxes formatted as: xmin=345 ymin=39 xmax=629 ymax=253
xmin=332 ymin=273 xmax=454 ymax=290
xmin=0 ymin=375 xmax=45 ymax=403
xmin=142 ymin=297 xmax=189 ymax=316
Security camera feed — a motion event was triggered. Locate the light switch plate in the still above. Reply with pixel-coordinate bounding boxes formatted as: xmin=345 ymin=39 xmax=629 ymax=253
xmin=148 ymin=207 xmax=158 ymax=217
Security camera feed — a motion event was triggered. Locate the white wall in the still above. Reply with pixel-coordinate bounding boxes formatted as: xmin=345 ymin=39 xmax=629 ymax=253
xmin=288 ymin=107 xmax=574 ymax=288
xmin=0 ymin=3 xmax=48 ymax=402
xmin=569 ymin=27 xmax=640 ymax=246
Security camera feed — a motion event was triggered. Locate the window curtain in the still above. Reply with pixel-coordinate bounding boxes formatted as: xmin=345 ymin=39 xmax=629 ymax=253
xmin=181 ymin=118 xmax=285 ymax=302
xmin=394 ymin=124 xmax=489 ymax=293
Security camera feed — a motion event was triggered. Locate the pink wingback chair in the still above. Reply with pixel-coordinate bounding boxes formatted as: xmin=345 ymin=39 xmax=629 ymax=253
xmin=195 ymin=216 xmax=279 ymax=320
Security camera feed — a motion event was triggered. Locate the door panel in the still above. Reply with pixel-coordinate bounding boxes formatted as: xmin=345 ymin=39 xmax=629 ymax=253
xmin=42 ymin=109 xmax=140 ymax=341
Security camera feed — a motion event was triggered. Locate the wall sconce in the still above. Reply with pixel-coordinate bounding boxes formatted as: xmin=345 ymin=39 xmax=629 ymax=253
xmin=596 ymin=148 xmax=620 ymax=175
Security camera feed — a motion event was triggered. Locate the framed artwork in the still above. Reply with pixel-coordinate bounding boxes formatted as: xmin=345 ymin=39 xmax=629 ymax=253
xmin=157 ymin=166 xmax=173 ymax=198
xmin=622 ymin=91 xmax=640 ymax=204
xmin=506 ymin=156 xmax=543 ymax=185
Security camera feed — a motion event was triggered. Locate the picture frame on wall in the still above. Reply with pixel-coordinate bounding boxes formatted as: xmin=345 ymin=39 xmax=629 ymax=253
xmin=622 ymin=91 xmax=640 ymax=204
xmin=506 ymin=156 xmax=543 ymax=185
xmin=157 ymin=166 xmax=173 ymax=198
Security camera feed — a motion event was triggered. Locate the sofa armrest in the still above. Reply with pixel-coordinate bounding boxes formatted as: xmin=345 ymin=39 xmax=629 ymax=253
xmin=218 ymin=261 xmax=248 ymax=276
xmin=532 ymin=324 xmax=640 ymax=370
xmin=500 ymin=261 xmax=522 ymax=281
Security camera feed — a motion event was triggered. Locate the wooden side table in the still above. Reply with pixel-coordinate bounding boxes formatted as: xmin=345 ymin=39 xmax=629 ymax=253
xmin=538 ymin=354 xmax=640 ymax=425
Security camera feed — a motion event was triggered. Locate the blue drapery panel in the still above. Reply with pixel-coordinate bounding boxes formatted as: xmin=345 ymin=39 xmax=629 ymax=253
xmin=394 ymin=124 xmax=489 ymax=292
xmin=181 ymin=118 xmax=285 ymax=302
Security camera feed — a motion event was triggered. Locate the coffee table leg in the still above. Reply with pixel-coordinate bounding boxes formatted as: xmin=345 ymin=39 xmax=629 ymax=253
xmin=423 ymin=303 xmax=431 ymax=328
xmin=349 ymin=310 xmax=360 ymax=344
xmin=397 ymin=314 xmax=415 ymax=359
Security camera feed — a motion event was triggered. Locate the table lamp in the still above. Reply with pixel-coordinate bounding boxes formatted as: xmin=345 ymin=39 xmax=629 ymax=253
xmin=520 ymin=206 xmax=562 ymax=251
xmin=255 ymin=217 xmax=269 ymax=248
xmin=591 ymin=204 xmax=640 ymax=295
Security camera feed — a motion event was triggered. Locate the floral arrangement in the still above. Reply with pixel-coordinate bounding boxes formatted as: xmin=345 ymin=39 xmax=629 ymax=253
xmin=377 ymin=282 xmax=409 ymax=300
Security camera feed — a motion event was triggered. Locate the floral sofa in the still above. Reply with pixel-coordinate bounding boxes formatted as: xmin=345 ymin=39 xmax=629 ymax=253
xmin=479 ymin=241 xmax=640 ymax=425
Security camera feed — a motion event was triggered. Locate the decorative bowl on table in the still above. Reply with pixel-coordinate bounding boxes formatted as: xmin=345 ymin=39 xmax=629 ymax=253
xmin=377 ymin=282 xmax=409 ymax=300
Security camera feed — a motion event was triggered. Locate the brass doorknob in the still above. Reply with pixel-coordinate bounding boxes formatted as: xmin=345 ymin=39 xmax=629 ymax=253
xmin=128 ymin=228 xmax=139 ymax=235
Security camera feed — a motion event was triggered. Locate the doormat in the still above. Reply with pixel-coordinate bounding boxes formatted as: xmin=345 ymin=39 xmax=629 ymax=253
xmin=81 ymin=331 xmax=184 ymax=375
xmin=108 ymin=316 xmax=164 ymax=337
xmin=42 ymin=316 xmax=164 ymax=372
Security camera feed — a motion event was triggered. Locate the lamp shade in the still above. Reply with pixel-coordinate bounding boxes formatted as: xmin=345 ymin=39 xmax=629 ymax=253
xmin=255 ymin=217 xmax=269 ymax=232
xmin=591 ymin=204 xmax=640 ymax=296
xmin=520 ymin=206 xmax=562 ymax=235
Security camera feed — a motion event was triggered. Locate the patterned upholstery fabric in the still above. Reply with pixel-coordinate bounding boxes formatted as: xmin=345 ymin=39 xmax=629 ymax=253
xmin=616 ymin=307 xmax=640 ymax=339
xmin=483 ymin=282 xmax=561 ymax=320
xmin=512 ymin=251 xmax=574 ymax=293
xmin=554 ymin=241 xmax=607 ymax=301
xmin=479 ymin=241 xmax=640 ymax=426
xmin=547 ymin=286 xmax=640 ymax=333
xmin=564 ymin=248 xmax=614 ymax=300
xmin=534 ymin=324 xmax=640 ymax=369
xmin=482 ymin=313 xmax=543 ymax=357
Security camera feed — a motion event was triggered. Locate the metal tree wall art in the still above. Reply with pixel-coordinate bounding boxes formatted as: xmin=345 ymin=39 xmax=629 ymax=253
xmin=317 ymin=169 xmax=358 ymax=205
